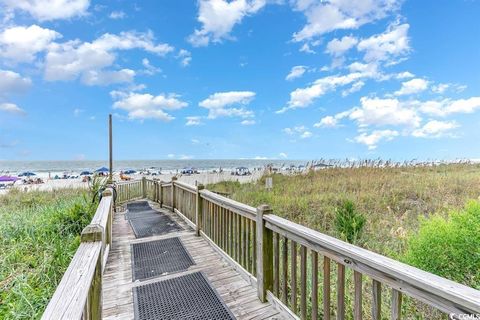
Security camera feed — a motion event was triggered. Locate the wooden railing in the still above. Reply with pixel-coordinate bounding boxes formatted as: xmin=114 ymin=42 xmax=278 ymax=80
xmin=116 ymin=179 xmax=142 ymax=203
xmin=42 ymin=188 xmax=114 ymax=320
xmin=118 ymin=178 xmax=480 ymax=320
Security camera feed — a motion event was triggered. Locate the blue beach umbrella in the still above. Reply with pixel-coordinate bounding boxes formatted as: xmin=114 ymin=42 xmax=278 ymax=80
xmin=19 ymin=171 xmax=36 ymax=177
xmin=80 ymin=171 xmax=93 ymax=176
xmin=95 ymin=167 xmax=109 ymax=173
xmin=124 ymin=169 xmax=136 ymax=174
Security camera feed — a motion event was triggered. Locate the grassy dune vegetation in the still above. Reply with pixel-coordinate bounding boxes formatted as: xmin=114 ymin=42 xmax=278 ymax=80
xmin=209 ymin=163 xmax=480 ymax=318
xmin=0 ymin=189 xmax=97 ymax=320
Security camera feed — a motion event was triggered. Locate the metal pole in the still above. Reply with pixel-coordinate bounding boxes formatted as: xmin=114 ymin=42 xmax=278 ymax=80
xmin=109 ymin=114 xmax=113 ymax=183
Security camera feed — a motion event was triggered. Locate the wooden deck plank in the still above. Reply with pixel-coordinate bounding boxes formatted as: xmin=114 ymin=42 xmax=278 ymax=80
xmin=102 ymin=201 xmax=293 ymax=320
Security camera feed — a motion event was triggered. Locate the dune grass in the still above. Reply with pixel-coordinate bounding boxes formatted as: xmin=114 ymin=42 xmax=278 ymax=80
xmin=209 ymin=163 xmax=480 ymax=258
xmin=0 ymin=188 xmax=97 ymax=320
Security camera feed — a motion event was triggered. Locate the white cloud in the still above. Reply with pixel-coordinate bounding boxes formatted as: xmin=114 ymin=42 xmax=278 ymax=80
xmin=112 ymin=91 xmax=188 ymax=121
xmin=241 ymin=119 xmax=256 ymax=125
xmin=167 ymin=153 xmax=175 ymax=158
xmin=292 ymin=0 xmax=401 ymax=42
xmin=180 ymin=154 xmax=193 ymax=160
xmin=279 ymin=152 xmax=288 ymax=159
xmin=354 ymin=129 xmax=398 ymax=150
xmin=283 ymin=125 xmax=312 ymax=139
xmin=0 ymin=102 xmax=26 ymax=115
xmin=81 ymin=69 xmax=135 ymax=86
xmin=188 ymin=0 xmax=267 ymax=46
xmin=342 ymin=80 xmax=365 ymax=96
xmin=0 ymin=25 xmax=61 ymax=63
xmin=418 ymin=97 xmax=480 ymax=117
xmin=279 ymin=72 xmax=366 ymax=112
xmin=431 ymin=83 xmax=449 ymax=94
xmin=109 ymin=10 xmax=126 ymax=19
xmin=185 ymin=116 xmax=203 ymax=126
xmin=325 ymin=35 xmax=358 ymax=56
xmin=177 ymin=49 xmax=192 ymax=67
xmin=394 ymin=78 xmax=429 ymax=96
xmin=286 ymin=66 xmax=307 ymax=81
xmin=349 ymin=97 xmax=421 ymax=128
xmin=1 ymin=0 xmax=90 ymax=21
xmin=44 ymin=31 xmax=173 ymax=84
xmin=0 ymin=70 xmax=31 ymax=95
xmin=357 ymin=22 xmax=410 ymax=63
xmin=412 ymin=120 xmax=458 ymax=138
xmin=314 ymin=115 xmax=338 ymax=128
xmin=395 ymin=71 xmax=414 ymax=79
xmin=141 ymin=58 xmax=161 ymax=75
xmin=199 ymin=91 xmax=255 ymax=119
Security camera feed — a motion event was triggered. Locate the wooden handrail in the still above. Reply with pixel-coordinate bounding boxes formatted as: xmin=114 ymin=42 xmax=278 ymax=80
xmin=264 ymin=214 xmax=480 ymax=315
xmin=42 ymin=188 xmax=114 ymax=320
xmin=200 ymin=189 xmax=256 ymax=220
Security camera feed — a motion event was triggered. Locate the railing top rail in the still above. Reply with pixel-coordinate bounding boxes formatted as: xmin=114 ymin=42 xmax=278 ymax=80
xmin=174 ymin=180 xmax=197 ymax=193
xmin=90 ymin=193 xmax=112 ymax=229
xmin=41 ymin=242 xmax=102 ymax=320
xmin=115 ymin=179 xmax=141 ymax=186
xmin=200 ymin=189 xmax=256 ymax=220
xmin=264 ymin=214 xmax=480 ymax=314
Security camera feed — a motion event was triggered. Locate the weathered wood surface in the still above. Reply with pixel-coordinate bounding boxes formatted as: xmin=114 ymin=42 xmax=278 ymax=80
xmin=102 ymin=202 xmax=292 ymax=320
xmin=41 ymin=242 xmax=102 ymax=320
xmin=264 ymin=214 xmax=480 ymax=315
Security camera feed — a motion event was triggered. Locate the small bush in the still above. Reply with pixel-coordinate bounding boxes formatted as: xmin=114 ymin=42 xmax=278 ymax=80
xmin=334 ymin=200 xmax=366 ymax=244
xmin=404 ymin=201 xmax=480 ymax=289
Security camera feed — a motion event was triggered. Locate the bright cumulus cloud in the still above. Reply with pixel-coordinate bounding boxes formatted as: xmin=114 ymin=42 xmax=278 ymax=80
xmin=188 ymin=0 xmax=267 ymax=46
xmin=199 ymin=91 xmax=255 ymax=119
xmin=44 ymin=31 xmax=173 ymax=84
xmin=1 ymin=0 xmax=91 ymax=21
xmin=286 ymin=66 xmax=307 ymax=81
xmin=0 ymin=25 xmax=60 ymax=63
xmin=112 ymin=91 xmax=188 ymax=121
xmin=0 ymin=102 xmax=26 ymax=115
xmin=354 ymin=130 xmax=399 ymax=150
xmin=395 ymin=78 xmax=429 ymax=96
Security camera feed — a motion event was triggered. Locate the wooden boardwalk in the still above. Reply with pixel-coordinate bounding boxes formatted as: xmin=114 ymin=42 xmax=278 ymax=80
xmin=102 ymin=200 xmax=291 ymax=320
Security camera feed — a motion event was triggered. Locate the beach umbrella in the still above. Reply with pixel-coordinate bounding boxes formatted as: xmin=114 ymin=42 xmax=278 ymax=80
xmin=19 ymin=171 xmax=36 ymax=177
xmin=80 ymin=171 xmax=93 ymax=176
xmin=124 ymin=169 xmax=136 ymax=174
xmin=0 ymin=175 xmax=19 ymax=182
xmin=95 ymin=167 xmax=109 ymax=173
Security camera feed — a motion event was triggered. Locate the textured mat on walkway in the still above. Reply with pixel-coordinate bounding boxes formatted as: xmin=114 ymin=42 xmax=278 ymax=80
xmin=129 ymin=214 xmax=182 ymax=238
xmin=133 ymin=272 xmax=235 ymax=320
xmin=132 ymin=237 xmax=195 ymax=281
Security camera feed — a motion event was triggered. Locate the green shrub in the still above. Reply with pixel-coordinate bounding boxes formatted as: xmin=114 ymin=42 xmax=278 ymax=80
xmin=404 ymin=201 xmax=480 ymax=289
xmin=334 ymin=200 xmax=366 ymax=244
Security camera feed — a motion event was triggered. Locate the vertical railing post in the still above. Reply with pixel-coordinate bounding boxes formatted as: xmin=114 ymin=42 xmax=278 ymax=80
xmin=102 ymin=188 xmax=113 ymax=247
xmin=195 ymin=184 xmax=205 ymax=236
xmin=171 ymin=176 xmax=177 ymax=212
xmin=256 ymin=204 xmax=273 ymax=302
xmin=159 ymin=181 xmax=163 ymax=207
xmin=142 ymin=177 xmax=146 ymax=198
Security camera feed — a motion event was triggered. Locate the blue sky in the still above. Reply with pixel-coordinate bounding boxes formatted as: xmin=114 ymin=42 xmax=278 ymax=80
xmin=0 ymin=0 xmax=479 ymax=161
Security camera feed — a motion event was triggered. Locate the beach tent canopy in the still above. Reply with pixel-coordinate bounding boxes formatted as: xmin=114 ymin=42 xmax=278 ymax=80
xmin=18 ymin=171 xmax=36 ymax=177
xmin=95 ymin=167 xmax=109 ymax=173
xmin=0 ymin=175 xmax=19 ymax=182
xmin=80 ymin=171 xmax=93 ymax=176
xmin=124 ymin=169 xmax=136 ymax=174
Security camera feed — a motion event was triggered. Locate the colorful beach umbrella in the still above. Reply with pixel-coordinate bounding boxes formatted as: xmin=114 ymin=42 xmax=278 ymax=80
xmin=18 ymin=171 xmax=36 ymax=177
xmin=0 ymin=175 xmax=19 ymax=182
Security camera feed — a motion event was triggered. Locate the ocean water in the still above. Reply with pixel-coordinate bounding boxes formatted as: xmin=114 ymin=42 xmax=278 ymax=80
xmin=0 ymin=159 xmax=307 ymax=175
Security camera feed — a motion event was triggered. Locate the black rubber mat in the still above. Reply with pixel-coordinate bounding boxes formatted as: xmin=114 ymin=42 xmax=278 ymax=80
xmin=133 ymin=272 xmax=235 ymax=320
xmin=129 ymin=215 xmax=182 ymax=238
xmin=127 ymin=201 xmax=152 ymax=211
xmin=132 ymin=237 xmax=195 ymax=281
xmin=126 ymin=209 xmax=160 ymax=220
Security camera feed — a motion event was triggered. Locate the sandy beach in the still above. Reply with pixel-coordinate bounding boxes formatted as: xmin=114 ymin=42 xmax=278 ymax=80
xmin=0 ymin=170 xmax=265 ymax=195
